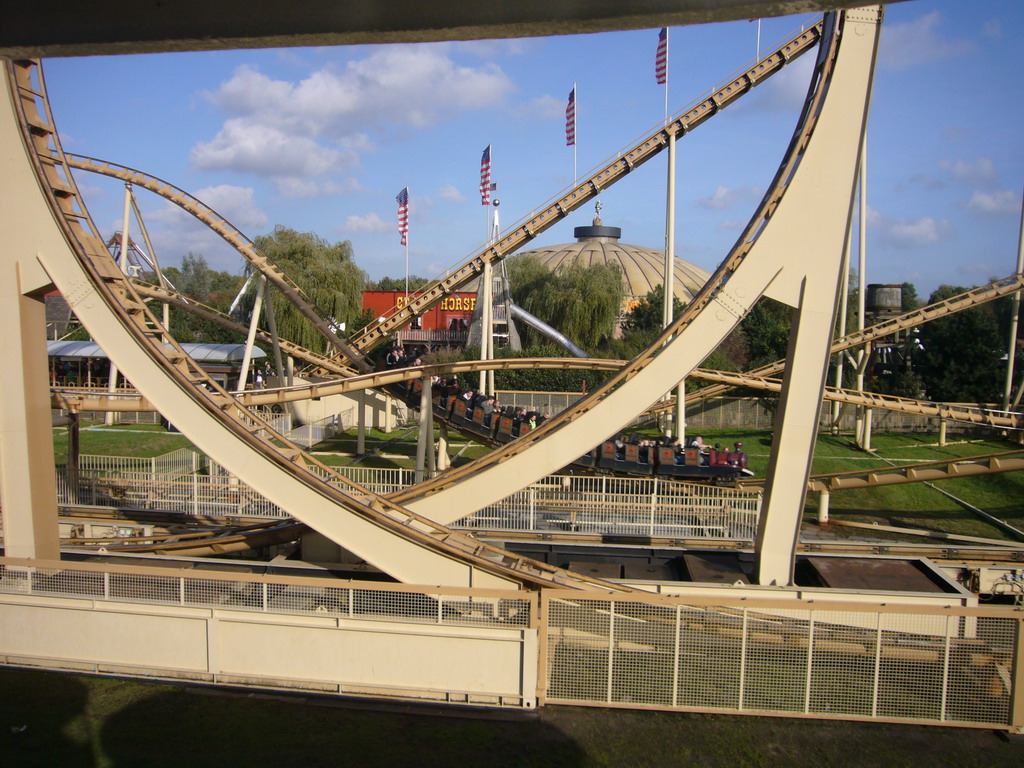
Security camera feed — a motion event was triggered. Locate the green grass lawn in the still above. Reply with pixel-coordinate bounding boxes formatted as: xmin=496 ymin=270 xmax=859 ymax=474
xmin=313 ymin=426 xmax=490 ymax=469
xmin=620 ymin=426 xmax=1024 ymax=541
xmin=52 ymin=424 xmax=193 ymax=465
xmin=313 ymin=424 xmax=1024 ymax=540
xmin=51 ymin=419 xmax=1024 ymax=542
xmin=1 ymin=667 xmax=1020 ymax=768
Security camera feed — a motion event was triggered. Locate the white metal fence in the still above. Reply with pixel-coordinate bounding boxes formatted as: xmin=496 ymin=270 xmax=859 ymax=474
xmin=57 ymin=464 xmax=415 ymax=518
xmin=0 ymin=558 xmax=532 ymax=631
xmin=286 ymin=411 xmax=353 ymax=449
xmin=494 ymin=392 xmax=995 ymax=435
xmin=58 ymin=455 xmax=761 ymax=540
xmin=453 ymin=475 xmax=761 ymax=540
xmin=543 ymin=594 xmax=1021 ymax=729
xmin=74 ymin=447 xmax=205 ymax=479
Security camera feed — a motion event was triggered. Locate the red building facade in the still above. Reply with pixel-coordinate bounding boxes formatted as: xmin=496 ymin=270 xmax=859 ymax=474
xmin=362 ymin=290 xmax=477 ymax=346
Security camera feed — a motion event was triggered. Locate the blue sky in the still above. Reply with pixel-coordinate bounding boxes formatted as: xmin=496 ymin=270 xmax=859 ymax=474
xmin=44 ymin=0 xmax=1023 ymax=300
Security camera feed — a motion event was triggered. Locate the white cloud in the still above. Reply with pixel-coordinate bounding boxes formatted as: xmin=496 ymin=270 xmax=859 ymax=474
xmin=191 ymin=119 xmax=354 ymax=178
xmin=343 ymin=212 xmax=390 ymax=233
xmin=438 ymin=185 xmax=465 ymax=203
xmin=194 ymin=185 xmax=269 ymax=230
xmin=962 ymin=189 xmax=1019 ymax=216
xmin=982 ymin=20 xmax=1003 ymax=39
xmin=734 ymin=54 xmax=814 ymax=114
xmin=716 ymin=219 xmax=746 ymax=232
xmin=697 ymin=185 xmax=762 ymax=211
xmin=879 ymin=11 xmax=974 ymax=71
xmin=868 ymin=207 xmax=951 ymax=248
xmin=896 ymin=173 xmax=945 ymax=193
xmin=942 ymin=157 xmax=997 ymax=187
xmin=520 ymin=94 xmax=565 ymax=121
xmin=193 ymin=48 xmax=515 ymax=191
xmin=273 ymin=177 xmax=358 ymax=198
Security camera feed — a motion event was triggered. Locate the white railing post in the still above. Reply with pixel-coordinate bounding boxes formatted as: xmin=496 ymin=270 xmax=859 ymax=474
xmin=940 ymin=614 xmax=952 ymax=721
xmin=871 ymin=613 xmax=883 ymax=718
xmin=738 ymin=610 xmax=748 ymax=710
xmin=529 ymin=486 xmax=536 ymax=531
xmin=607 ymin=602 xmax=615 ymax=704
xmin=672 ymin=605 xmax=681 ymax=707
xmin=804 ymin=614 xmax=815 ymax=714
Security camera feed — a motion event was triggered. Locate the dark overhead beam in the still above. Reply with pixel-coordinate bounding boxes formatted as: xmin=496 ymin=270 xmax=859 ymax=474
xmin=2 ymin=1 xmax=906 ymax=58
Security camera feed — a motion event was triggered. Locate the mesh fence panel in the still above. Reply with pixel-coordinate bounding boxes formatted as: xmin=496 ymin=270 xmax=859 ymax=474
xmin=545 ymin=596 xmax=1018 ymax=727
xmin=0 ymin=562 xmax=530 ymax=632
xmin=455 ymin=475 xmax=761 ymax=541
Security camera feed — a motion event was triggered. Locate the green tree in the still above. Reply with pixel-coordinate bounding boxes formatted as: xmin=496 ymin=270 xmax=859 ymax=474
xmin=900 ymin=281 xmax=920 ymax=313
xmin=508 ymin=255 xmax=623 ymax=350
xmin=158 ymin=253 xmax=246 ymax=343
xmin=367 ymin=275 xmax=431 ymax=292
xmin=250 ymin=226 xmax=367 ymax=352
xmin=916 ymin=284 xmax=1004 ymax=403
xmin=607 ymin=283 xmax=687 ymax=360
xmin=741 ymin=297 xmax=792 ymax=369
xmin=622 ymin=283 xmax=685 ymax=335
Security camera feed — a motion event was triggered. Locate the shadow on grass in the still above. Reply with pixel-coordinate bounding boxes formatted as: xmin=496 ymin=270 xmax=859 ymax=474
xmin=0 ymin=669 xmax=93 ymax=767
xmin=98 ymin=687 xmax=584 ymax=768
xmin=3 ymin=668 xmax=1023 ymax=768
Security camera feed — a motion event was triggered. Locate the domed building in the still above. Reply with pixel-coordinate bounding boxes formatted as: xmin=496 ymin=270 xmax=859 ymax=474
xmin=515 ymin=209 xmax=710 ymax=314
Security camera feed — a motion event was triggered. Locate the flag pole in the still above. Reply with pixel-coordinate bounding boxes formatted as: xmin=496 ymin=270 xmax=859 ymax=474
xmin=405 ymin=190 xmax=409 ymax=300
xmin=664 ymin=30 xmax=669 ymax=123
xmin=396 ymin=187 xmax=410 ymax=301
xmin=573 ymin=82 xmax=577 ymax=184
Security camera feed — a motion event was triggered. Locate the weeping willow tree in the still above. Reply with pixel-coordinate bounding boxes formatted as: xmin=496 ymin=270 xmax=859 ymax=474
xmin=507 ymin=255 xmax=623 ymax=350
xmin=246 ymin=226 xmax=368 ymax=353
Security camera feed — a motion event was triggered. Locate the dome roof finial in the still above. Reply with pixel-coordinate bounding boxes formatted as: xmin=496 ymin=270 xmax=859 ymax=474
xmin=593 ymin=200 xmax=603 ymax=226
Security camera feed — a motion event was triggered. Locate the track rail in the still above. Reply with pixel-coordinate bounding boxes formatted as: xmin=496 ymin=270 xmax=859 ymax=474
xmin=62 ymin=21 xmax=825 ymax=376
xmin=64 ymin=153 xmax=371 ymax=372
xmin=689 ymin=369 xmax=1024 ymax=429
xmin=51 ymin=353 xmax=1024 ymax=434
xmin=389 ymin=10 xmax=865 ymax=518
xmin=758 ymin=449 xmax=1024 ymax=492
xmin=333 ymin=21 xmax=826 ymax=361
xmin=28 ymin=9 xmax=882 ymax=570
xmin=118 ymin=256 xmax=1024 ymax=431
xmin=129 ymin=278 xmax=358 ymax=377
xmin=10 ymin=57 xmax=635 ymax=592
xmin=671 ymin=272 xmax=1024 ymax=406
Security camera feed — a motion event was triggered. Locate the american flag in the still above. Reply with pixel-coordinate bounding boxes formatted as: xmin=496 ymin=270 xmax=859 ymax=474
xmin=480 ymin=145 xmax=492 ymax=205
xmin=396 ymin=187 xmax=409 ymax=246
xmin=655 ymin=28 xmax=668 ymax=85
xmin=565 ymin=86 xmax=576 ymax=146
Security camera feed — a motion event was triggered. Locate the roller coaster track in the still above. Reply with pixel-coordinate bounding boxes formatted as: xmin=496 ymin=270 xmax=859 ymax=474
xmin=688 ymin=369 xmax=1024 ymax=429
xmin=52 ymin=353 xmax=1024 ymax=436
xmin=8 ymin=58 xmax=640 ymax=592
xmin=16 ymin=8 xmax=882 ymax=590
xmin=116 ymin=252 xmax=1024 ymax=431
xmin=122 ymin=261 xmax=1024 ymax=432
xmin=62 ymin=20 xmax=825 ymax=377
xmin=740 ymin=449 xmax=1024 ymax=492
xmin=387 ymin=10 xmax=882 ymax=526
xmin=327 ymin=20 xmax=827 ymax=364
xmin=662 ymin=272 xmax=1024 ymax=407
xmin=128 ymin=278 xmax=358 ymax=377
xmin=63 ymin=153 xmax=372 ymax=372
